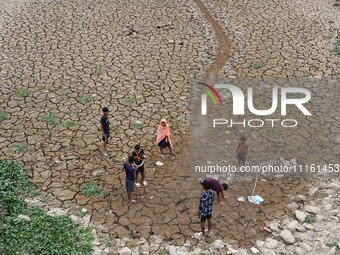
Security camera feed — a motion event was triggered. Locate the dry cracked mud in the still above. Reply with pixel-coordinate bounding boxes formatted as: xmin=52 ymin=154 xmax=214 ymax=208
xmin=0 ymin=0 xmax=339 ymax=249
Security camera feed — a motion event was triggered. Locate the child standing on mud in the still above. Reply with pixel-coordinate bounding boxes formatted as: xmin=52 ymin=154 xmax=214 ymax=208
xmin=123 ymin=156 xmax=137 ymax=203
xmin=236 ymin=136 xmax=248 ymax=166
xmin=198 ymin=179 xmax=215 ymax=239
xmin=156 ymin=119 xmax=175 ymax=156
xmin=132 ymin=144 xmax=147 ymax=187
xmin=100 ymin=107 xmax=110 ymax=157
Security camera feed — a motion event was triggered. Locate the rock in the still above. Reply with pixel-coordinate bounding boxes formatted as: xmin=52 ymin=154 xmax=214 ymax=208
xmin=24 ymin=198 xmax=45 ymax=207
xmin=263 ymin=227 xmax=272 ymax=233
xmin=295 ymin=210 xmax=307 ymax=223
xmin=91 ymin=229 xmax=98 ymax=238
xmin=255 ymin=240 xmax=264 ymax=248
xmin=290 ymin=158 xmax=297 ymax=165
xmin=283 ymin=160 xmax=291 ymax=167
xmin=281 ymin=218 xmax=291 ymax=225
xmin=305 ymin=205 xmax=321 ymax=214
xmin=69 ymin=215 xmax=80 ymax=223
xmin=226 ymin=245 xmax=239 ymax=254
xmin=118 ymin=247 xmax=132 ymax=255
xmin=238 ymin=249 xmax=250 ymax=255
xmin=183 ymin=241 xmax=191 ymax=248
xmin=17 ymin=214 xmax=31 ymax=221
xmin=280 ymin=157 xmax=288 ymax=165
xmin=294 ymin=195 xmax=306 ymax=203
xmin=190 ymin=248 xmax=202 ymax=255
xmin=328 ymin=182 xmax=340 ymax=190
xmin=264 ymin=238 xmax=278 ymax=249
xmin=155 ymin=161 xmax=164 ymax=166
xmin=314 ymin=215 xmax=323 ymax=222
xmin=287 ymin=220 xmax=299 ymax=232
xmin=322 ymin=197 xmax=332 ymax=206
xmin=250 ymin=247 xmax=259 ymax=253
xmin=258 ymin=247 xmax=275 ymax=255
xmin=280 ymin=229 xmax=296 ymax=244
xmin=299 ymin=243 xmax=313 ymax=252
xmin=92 ymin=238 xmax=101 ymax=246
xmin=131 ymin=247 xmax=139 ymax=255
xmin=294 ymin=232 xmax=309 ymax=241
xmin=138 ymin=238 xmax=147 ymax=245
xmin=296 ymin=224 xmax=307 ymax=232
xmin=177 ymin=247 xmax=188 ymax=255
xmin=269 ymin=222 xmax=282 ymax=233
xmin=80 ymin=214 xmax=91 ymax=227
xmin=213 ymin=239 xmax=224 ymax=249
xmin=308 ymin=187 xmax=318 ymax=196
xmin=93 ymin=246 xmax=105 ymax=255
xmin=192 ymin=232 xmax=202 ymax=240
xmin=295 ymin=246 xmax=306 ymax=255
xmin=302 ymin=223 xmax=315 ymax=230
xmin=167 ymin=245 xmax=177 ymax=255
xmin=327 ymin=209 xmax=339 ymax=216
xmin=324 ymin=204 xmax=332 ymax=211
xmin=93 ymin=170 xmax=105 ymax=177
xmin=47 ymin=208 xmax=67 ymax=217
xmin=329 ymin=247 xmax=337 ymax=255
xmin=238 ymin=196 xmax=245 ymax=202
xmin=286 ymin=201 xmax=299 ymax=211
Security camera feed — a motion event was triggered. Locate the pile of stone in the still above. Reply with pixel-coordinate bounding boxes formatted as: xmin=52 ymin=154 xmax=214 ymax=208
xmin=253 ymin=180 xmax=340 ymax=255
xmin=106 ymin=179 xmax=340 ymax=255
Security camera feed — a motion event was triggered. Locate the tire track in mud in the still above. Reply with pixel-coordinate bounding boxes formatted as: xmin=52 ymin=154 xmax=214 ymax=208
xmin=193 ymin=0 xmax=231 ymax=78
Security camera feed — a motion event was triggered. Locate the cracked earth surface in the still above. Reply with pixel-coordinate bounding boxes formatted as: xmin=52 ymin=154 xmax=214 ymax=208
xmin=0 ymin=0 xmax=339 ymax=250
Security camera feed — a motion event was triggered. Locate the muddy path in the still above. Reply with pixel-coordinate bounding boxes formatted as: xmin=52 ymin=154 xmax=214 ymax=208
xmin=193 ymin=0 xmax=231 ymax=78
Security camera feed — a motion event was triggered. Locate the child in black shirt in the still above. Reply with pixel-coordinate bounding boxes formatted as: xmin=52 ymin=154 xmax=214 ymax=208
xmin=132 ymin=144 xmax=147 ymax=187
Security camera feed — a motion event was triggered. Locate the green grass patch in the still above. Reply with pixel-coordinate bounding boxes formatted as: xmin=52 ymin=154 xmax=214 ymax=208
xmin=99 ymin=236 xmax=113 ymax=248
xmin=79 ymin=95 xmax=93 ymax=104
xmin=333 ymin=47 xmax=340 ymax=55
xmin=74 ymin=209 xmax=87 ymax=218
xmin=0 ymin=160 xmax=94 ymax=255
xmin=304 ymin=215 xmax=313 ymax=224
xmin=64 ymin=110 xmax=72 ymax=115
xmin=15 ymin=44 xmax=23 ymax=51
xmin=326 ymin=241 xmax=340 ymax=249
xmin=13 ymin=143 xmax=28 ymax=154
xmin=92 ymin=67 xmax=103 ymax=77
xmin=53 ymin=16 xmax=61 ymax=22
xmin=80 ymin=181 xmax=107 ymax=197
xmin=63 ymin=120 xmax=75 ymax=128
xmin=318 ymin=191 xmax=329 ymax=199
xmin=41 ymin=113 xmax=58 ymax=126
xmin=127 ymin=97 xmax=136 ymax=105
xmin=15 ymin=89 xmax=29 ymax=97
xmin=252 ymin=63 xmax=264 ymax=69
xmin=0 ymin=110 xmax=8 ymax=121
xmin=131 ymin=121 xmax=143 ymax=129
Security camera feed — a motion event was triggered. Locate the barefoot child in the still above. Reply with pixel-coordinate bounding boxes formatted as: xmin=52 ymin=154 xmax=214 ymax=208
xmin=201 ymin=178 xmax=228 ymax=204
xmin=156 ymin=119 xmax=175 ymax=155
xmin=198 ymin=179 xmax=215 ymax=238
xmin=132 ymin=144 xmax=147 ymax=187
xmin=236 ymin=136 xmax=248 ymax=166
xmin=100 ymin=107 xmax=110 ymax=157
xmin=123 ymin=156 xmax=137 ymax=203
